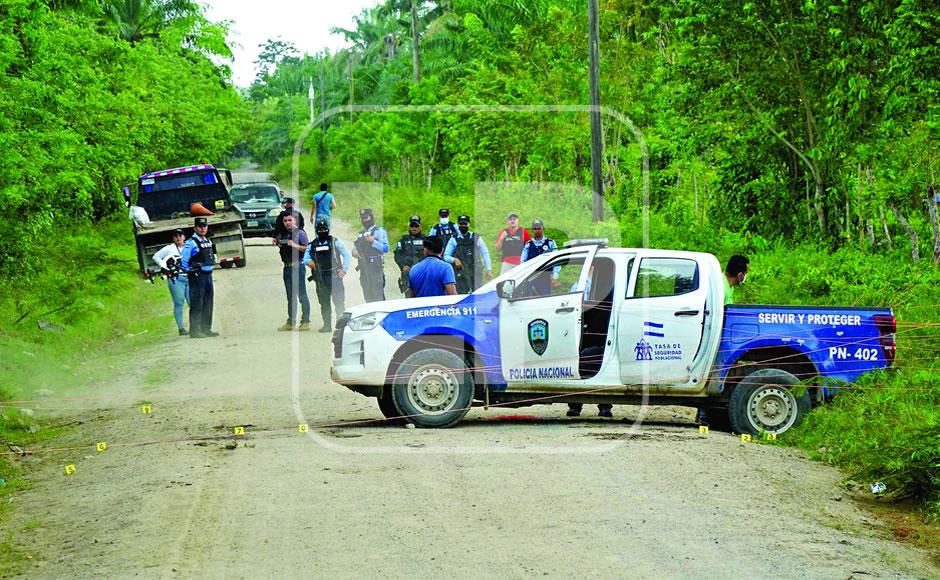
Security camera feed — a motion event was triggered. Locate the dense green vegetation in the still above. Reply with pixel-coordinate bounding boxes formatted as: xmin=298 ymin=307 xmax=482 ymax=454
xmin=0 ymin=0 xmax=247 ymax=320
xmin=246 ymin=1 xmax=939 ymax=514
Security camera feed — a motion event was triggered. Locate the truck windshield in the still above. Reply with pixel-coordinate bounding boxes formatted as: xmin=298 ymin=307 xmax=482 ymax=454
xmin=137 ymin=170 xmax=231 ymax=220
xmin=231 ymin=185 xmax=279 ymax=204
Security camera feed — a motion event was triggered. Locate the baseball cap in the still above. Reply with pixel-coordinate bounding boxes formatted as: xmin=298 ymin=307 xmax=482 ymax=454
xmin=531 ymin=219 xmax=544 ymax=228
xmin=360 ymin=208 xmax=374 ymax=217
xmin=172 ymin=228 xmax=186 ymax=236
xmin=315 ymin=218 xmax=329 ymax=230
xmin=507 ymin=212 xmax=518 ymax=220
xmin=409 ymin=215 xmax=421 ymax=225
xmin=457 ymin=215 xmax=470 ymax=224
xmin=438 ymin=208 xmax=450 ymax=217
xmin=283 ymin=197 xmax=295 ymax=204
xmin=194 ymin=217 xmax=208 ymax=227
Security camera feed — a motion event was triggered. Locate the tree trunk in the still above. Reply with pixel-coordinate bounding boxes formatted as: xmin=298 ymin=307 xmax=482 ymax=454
xmin=813 ymin=179 xmax=827 ymax=236
xmin=411 ymin=0 xmax=420 ymax=83
xmin=693 ymin=171 xmax=699 ymax=222
xmin=878 ymin=205 xmax=893 ymax=250
xmin=890 ymin=204 xmax=919 ymax=261
xmin=926 ymin=185 xmax=940 ymax=267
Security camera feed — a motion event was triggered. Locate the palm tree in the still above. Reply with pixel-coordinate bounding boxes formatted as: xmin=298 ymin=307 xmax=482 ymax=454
xmin=103 ymin=0 xmax=198 ymax=43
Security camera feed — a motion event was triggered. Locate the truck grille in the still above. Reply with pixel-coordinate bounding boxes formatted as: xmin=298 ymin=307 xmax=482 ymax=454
xmin=333 ymin=313 xmax=350 ymax=358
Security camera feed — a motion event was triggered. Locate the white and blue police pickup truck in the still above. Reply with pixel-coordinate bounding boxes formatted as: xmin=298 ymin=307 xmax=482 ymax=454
xmin=331 ymin=241 xmax=896 ymax=434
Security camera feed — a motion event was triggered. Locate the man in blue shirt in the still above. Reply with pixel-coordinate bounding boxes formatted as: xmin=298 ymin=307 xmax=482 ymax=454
xmin=352 ymin=208 xmax=390 ymax=302
xmin=407 ymin=236 xmax=457 ymax=298
xmin=443 ymin=215 xmax=492 ymax=294
xmin=181 ymin=217 xmax=219 ymax=338
xmin=310 ymin=183 xmax=336 ymax=226
xmin=303 ymin=218 xmax=353 ymax=332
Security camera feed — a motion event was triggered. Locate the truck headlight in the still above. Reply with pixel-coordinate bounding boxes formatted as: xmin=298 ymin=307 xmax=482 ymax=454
xmin=267 ymin=208 xmax=281 ymax=217
xmin=348 ymin=312 xmax=387 ymax=331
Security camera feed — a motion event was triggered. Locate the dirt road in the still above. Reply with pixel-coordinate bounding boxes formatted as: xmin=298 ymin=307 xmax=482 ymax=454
xmin=7 ymin=196 xmax=937 ymax=578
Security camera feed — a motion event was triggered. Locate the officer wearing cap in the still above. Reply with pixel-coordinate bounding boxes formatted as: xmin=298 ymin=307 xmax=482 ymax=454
xmin=428 ymin=208 xmax=459 ymax=247
xmin=495 ymin=212 xmax=530 ymax=274
xmin=152 ymin=228 xmax=190 ymax=336
xmin=352 ymin=208 xmax=390 ymax=302
xmin=304 ymin=218 xmax=352 ymax=332
xmin=272 ymin=196 xmax=304 ymax=242
xmin=181 ymin=217 xmax=219 ymax=338
xmin=393 ymin=215 xmax=425 ymax=295
xmin=443 ymin=215 xmax=492 ymax=294
xmin=406 ymin=236 xmax=457 ymax=298
xmin=521 ymin=219 xmax=560 ymax=294
xmin=521 ymin=219 xmax=558 ymax=262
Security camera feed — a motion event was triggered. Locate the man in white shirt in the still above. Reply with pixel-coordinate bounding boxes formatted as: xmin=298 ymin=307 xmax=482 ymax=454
xmin=152 ymin=229 xmax=190 ymax=336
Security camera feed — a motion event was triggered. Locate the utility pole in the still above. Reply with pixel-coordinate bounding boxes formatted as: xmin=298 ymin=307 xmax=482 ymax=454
xmin=588 ymin=0 xmax=604 ymax=222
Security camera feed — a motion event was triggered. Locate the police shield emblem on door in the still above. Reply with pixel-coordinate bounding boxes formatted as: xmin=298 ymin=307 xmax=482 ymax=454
xmin=528 ymin=319 xmax=549 ymax=356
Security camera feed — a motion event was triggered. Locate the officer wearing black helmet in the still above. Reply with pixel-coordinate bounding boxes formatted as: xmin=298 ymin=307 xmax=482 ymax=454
xmin=180 ymin=217 xmax=219 ymax=338
xmin=428 ymin=208 xmax=458 ymax=247
xmin=352 ymin=208 xmax=389 ymax=302
xmin=393 ymin=215 xmax=425 ymax=295
xmin=303 ymin=218 xmax=352 ymax=332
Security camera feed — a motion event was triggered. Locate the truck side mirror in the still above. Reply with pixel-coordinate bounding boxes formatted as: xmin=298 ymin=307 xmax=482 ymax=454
xmin=497 ymin=279 xmax=515 ymax=300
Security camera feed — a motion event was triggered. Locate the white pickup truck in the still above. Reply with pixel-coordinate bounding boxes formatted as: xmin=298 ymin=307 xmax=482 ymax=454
xmin=331 ymin=242 xmax=895 ymax=434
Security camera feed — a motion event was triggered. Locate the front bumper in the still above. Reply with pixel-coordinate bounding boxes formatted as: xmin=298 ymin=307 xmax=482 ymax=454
xmin=331 ymin=323 xmax=402 ymax=387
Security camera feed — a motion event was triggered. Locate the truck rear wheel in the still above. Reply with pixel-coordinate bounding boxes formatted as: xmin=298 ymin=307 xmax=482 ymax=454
xmin=391 ymin=348 xmax=473 ymax=428
xmin=235 ymin=257 xmax=247 ymax=268
xmin=729 ymin=368 xmax=810 ymax=435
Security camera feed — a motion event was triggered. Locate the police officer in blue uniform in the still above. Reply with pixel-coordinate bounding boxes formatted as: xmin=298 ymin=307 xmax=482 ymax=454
xmin=181 ymin=217 xmax=219 ymax=338
xmin=304 ymin=218 xmax=352 ymax=332
xmin=394 ymin=215 xmax=425 ymax=295
xmin=352 ymin=208 xmax=389 ymax=303
xmin=443 ymin=215 xmax=492 ymax=294
xmin=428 ymin=208 xmax=459 ymax=248
xmin=521 ymin=219 xmax=557 ymax=262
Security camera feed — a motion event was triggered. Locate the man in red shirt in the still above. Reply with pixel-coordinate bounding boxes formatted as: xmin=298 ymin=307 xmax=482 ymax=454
xmin=494 ymin=212 xmax=530 ymax=274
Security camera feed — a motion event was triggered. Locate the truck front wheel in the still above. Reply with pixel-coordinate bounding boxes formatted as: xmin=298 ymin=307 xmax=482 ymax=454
xmin=391 ymin=348 xmax=473 ymax=428
xmin=728 ymin=368 xmax=810 ymax=435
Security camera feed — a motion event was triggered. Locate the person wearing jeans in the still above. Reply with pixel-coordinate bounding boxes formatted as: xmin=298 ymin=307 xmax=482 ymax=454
xmin=152 ymin=229 xmax=190 ymax=336
xmin=277 ymin=213 xmax=311 ymax=331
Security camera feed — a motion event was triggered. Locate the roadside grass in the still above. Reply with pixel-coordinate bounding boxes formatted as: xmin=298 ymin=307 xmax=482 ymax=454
xmin=0 ymin=217 xmax=175 ymax=573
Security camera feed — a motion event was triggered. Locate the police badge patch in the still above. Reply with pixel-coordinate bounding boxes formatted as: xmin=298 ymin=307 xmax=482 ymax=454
xmin=528 ymin=319 xmax=549 ymax=356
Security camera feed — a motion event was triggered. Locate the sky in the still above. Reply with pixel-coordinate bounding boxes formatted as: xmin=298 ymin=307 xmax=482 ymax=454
xmin=202 ymin=0 xmax=379 ymax=87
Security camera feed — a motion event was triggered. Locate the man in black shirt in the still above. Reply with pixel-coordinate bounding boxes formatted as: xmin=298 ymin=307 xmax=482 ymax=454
xmin=272 ymin=197 xmax=305 ymax=241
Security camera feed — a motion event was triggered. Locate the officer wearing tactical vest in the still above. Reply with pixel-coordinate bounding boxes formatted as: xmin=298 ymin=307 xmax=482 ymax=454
xmin=443 ymin=215 xmax=492 ymax=294
xmin=521 ymin=219 xmax=557 ymax=262
xmin=495 ymin=212 xmax=530 ymax=274
xmin=393 ymin=215 xmax=425 ymax=295
xmin=521 ymin=219 xmax=560 ymax=295
xmin=428 ymin=208 xmax=459 ymax=248
xmin=303 ymin=218 xmax=352 ymax=332
xmin=181 ymin=217 xmax=219 ymax=338
xmin=352 ymin=208 xmax=390 ymax=303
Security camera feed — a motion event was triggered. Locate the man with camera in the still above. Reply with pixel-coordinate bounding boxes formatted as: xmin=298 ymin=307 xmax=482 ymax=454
xmin=277 ymin=213 xmax=312 ymax=331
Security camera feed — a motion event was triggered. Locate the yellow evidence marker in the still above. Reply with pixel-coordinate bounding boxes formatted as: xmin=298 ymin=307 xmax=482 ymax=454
xmin=141 ymin=404 xmax=152 ymax=415
xmin=233 ymin=426 xmax=246 ymax=436
xmin=740 ymin=434 xmax=752 ymax=442
xmin=699 ymin=426 xmax=709 ymax=434
xmin=764 ymin=433 xmax=778 ymax=441
xmin=64 ymin=465 xmax=76 ymax=475
xmin=298 ymin=424 xmax=309 ymax=433
xmin=96 ymin=442 xmax=108 ymax=453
